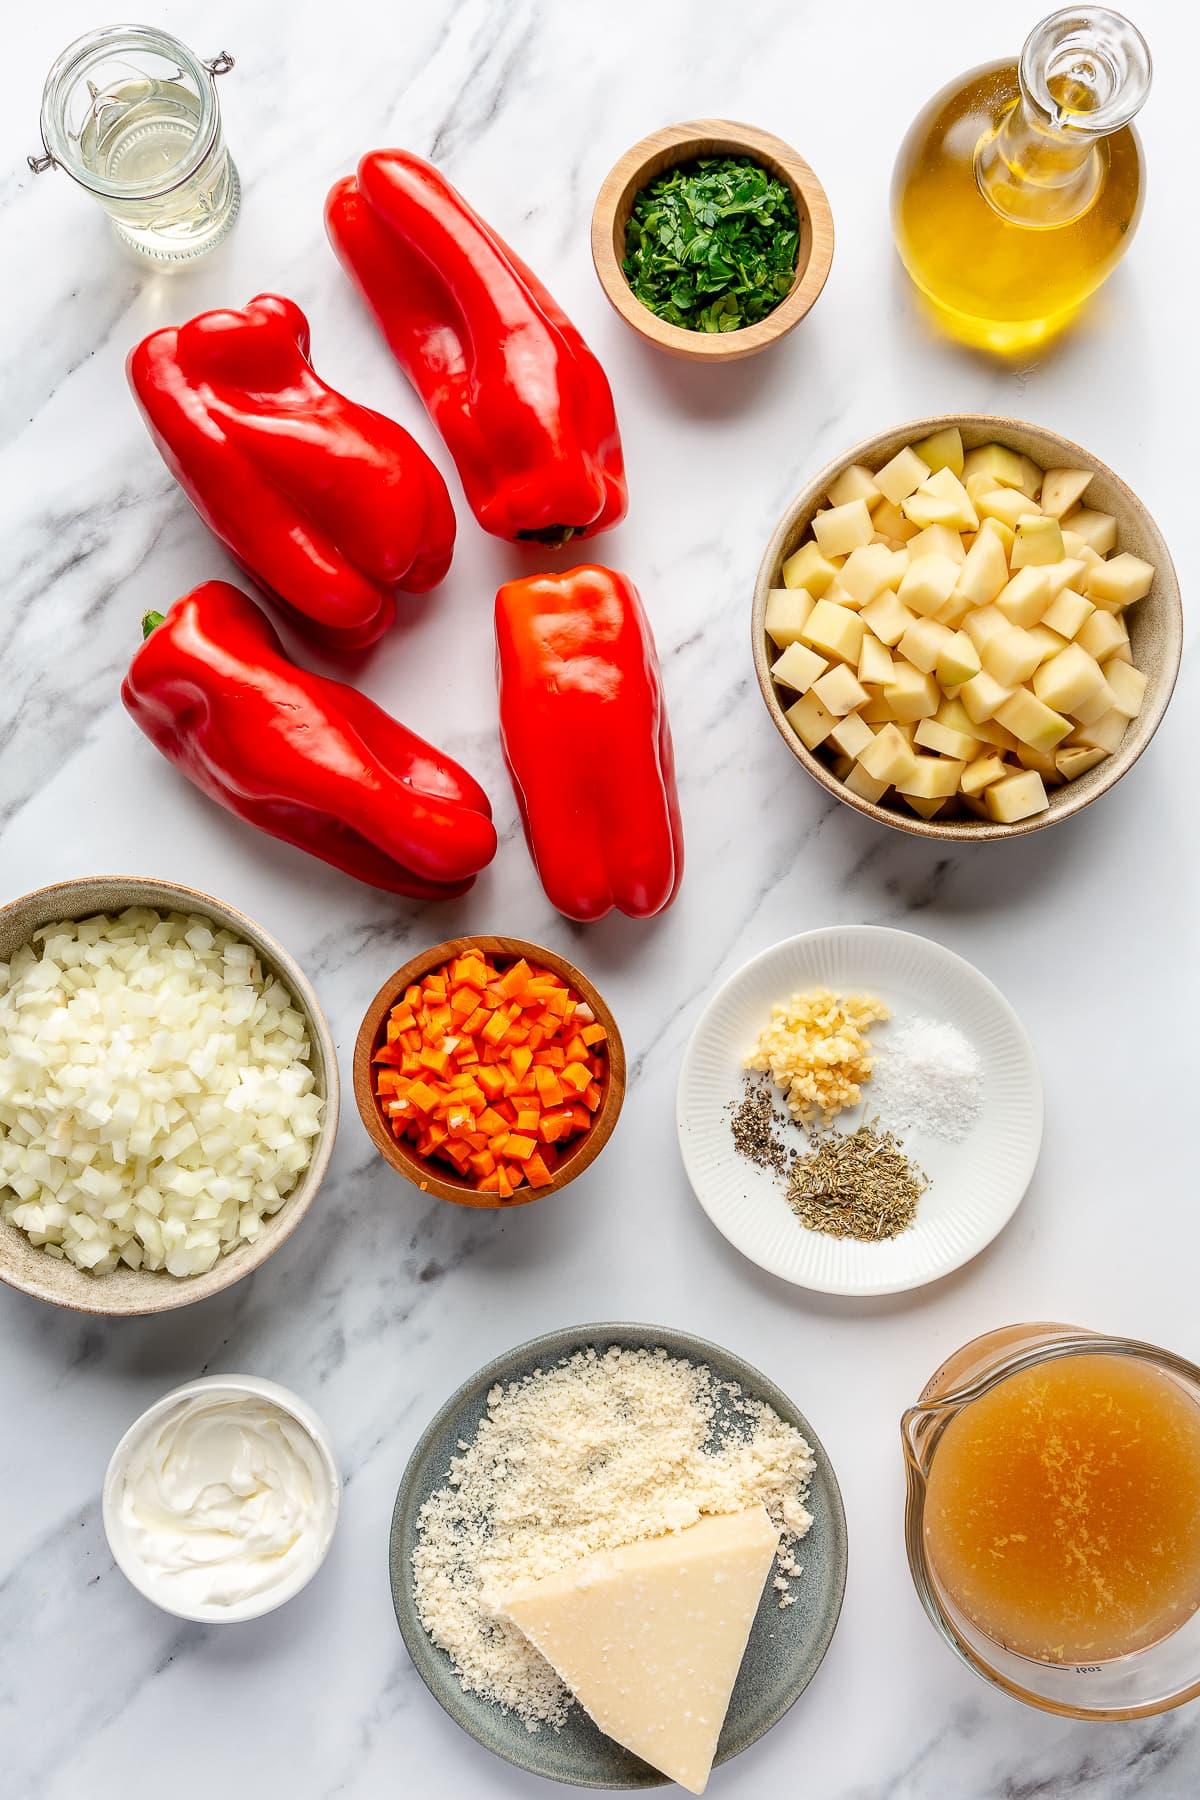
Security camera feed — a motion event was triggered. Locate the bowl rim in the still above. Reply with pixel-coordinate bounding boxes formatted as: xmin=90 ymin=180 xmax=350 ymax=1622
xmin=751 ymin=412 xmax=1184 ymax=841
xmin=590 ymin=117 xmax=834 ymax=362
xmin=102 ymin=1372 xmax=341 ymax=1623
xmin=0 ymin=874 xmax=340 ymax=1315
xmin=352 ymin=934 xmax=626 ymax=1208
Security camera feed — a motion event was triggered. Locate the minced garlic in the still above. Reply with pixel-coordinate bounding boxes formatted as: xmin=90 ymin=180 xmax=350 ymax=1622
xmin=745 ymin=987 xmax=889 ymax=1123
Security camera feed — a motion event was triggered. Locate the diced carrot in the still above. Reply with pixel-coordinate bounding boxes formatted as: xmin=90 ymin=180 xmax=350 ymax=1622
xmin=476 ymin=1066 xmax=505 ymax=1099
xmin=569 ymin=1104 xmax=591 ymax=1131
xmin=480 ymin=1009 xmax=510 ymax=1046
xmin=419 ymin=1046 xmax=449 ymax=1077
xmin=375 ymin=1070 xmax=402 ymax=1094
xmin=533 ymin=1046 xmax=566 ymax=1069
xmin=564 ymin=1034 xmax=589 ymax=1063
xmin=505 ymin=1133 xmax=537 ymax=1161
xmin=515 ymin=1108 xmax=540 ymax=1134
xmin=405 ymin=1080 xmax=440 ymax=1114
xmin=560 ymin=1062 xmax=591 ymax=1095
xmin=476 ymin=1106 xmax=507 ymax=1136
xmin=488 ymin=1132 xmax=510 ymax=1154
xmin=478 ymin=1170 xmax=501 ymax=1193
xmin=523 ymin=1151 xmax=553 ymax=1188
xmin=468 ymin=1150 xmax=496 ymax=1178
xmin=583 ymin=1082 xmax=603 ymax=1112
xmin=510 ymin=1045 xmax=534 ymax=1079
xmin=581 ymin=1023 xmax=607 ymax=1047
xmin=533 ymin=1067 xmax=564 ymax=1108
xmin=497 ymin=959 xmax=533 ymax=999
xmin=538 ymin=1108 xmax=573 ymax=1144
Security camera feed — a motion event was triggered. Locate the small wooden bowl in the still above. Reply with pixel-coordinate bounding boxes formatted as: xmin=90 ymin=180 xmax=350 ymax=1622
xmin=752 ymin=414 xmax=1184 ymax=842
xmin=591 ymin=119 xmax=834 ymax=362
xmin=0 ymin=876 xmax=339 ymax=1316
xmin=353 ymin=936 xmax=626 ymax=1208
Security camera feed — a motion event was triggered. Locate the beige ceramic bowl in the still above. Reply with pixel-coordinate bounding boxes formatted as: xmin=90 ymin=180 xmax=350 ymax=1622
xmin=0 ymin=876 xmax=339 ymax=1316
xmin=753 ymin=415 xmax=1183 ymax=841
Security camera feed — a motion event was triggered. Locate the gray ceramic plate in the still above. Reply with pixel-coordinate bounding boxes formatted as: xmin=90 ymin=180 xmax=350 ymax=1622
xmin=390 ymin=1321 xmax=848 ymax=1789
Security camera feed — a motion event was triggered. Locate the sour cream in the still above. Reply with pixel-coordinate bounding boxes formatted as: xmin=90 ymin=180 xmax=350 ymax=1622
xmin=105 ymin=1380 xmax=339 ymax=1620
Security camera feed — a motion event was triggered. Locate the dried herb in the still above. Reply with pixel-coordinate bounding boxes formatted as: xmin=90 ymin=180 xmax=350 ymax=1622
xmin=729 ymin=1077 xmax=795 ymax=1176
xmin=786 ymin=1122 xmax=927 ymax=1242
xmin=622 ymin=156 xmax=800 ymax=334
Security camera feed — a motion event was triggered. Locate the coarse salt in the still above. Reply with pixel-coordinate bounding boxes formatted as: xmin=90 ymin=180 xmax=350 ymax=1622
xmin=867 ymin=1015 xmax=982 ymax=1143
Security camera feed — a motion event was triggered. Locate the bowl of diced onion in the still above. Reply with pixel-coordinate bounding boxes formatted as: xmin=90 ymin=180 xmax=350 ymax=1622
xmin=0 ymin=876 xmax=339 ymax=1316
xmin=752 ymin=415 xmax=1183 ymax=840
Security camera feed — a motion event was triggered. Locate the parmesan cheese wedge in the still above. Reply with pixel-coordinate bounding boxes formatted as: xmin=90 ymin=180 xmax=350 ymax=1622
xmin=494 ymin=1508 xmax=780 ymax=1794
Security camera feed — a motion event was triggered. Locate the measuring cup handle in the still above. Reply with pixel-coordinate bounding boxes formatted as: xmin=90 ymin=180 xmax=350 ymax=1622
xmin=204 ymin=52 xmax=235 ymax=76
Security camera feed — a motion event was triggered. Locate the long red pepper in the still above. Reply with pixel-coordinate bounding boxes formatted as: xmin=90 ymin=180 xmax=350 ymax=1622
xmin=326 ymin=151 xmax=627 ymax=546
xmin=123 ymin=582 xmax=496 ymax=898
xmin=128 ymin=293 xmax=456 ymax=650
xmin=495 ymin=565 xmax=683 ymax=921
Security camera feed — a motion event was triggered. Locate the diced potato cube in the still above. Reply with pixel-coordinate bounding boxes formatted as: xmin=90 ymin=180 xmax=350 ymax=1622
xmin=1102 ymin=658 xmax=1148 ymax=719
xmin=1025 ymin=625 xmax=1068 ymax=667
xmin=860 ymin=692 xmax=896 ymax=723
xmin=937 ymin=629 xmax=981 ymax=687
xmin=934 ymin=594 xmax=972 ymax=629
xmin=1061 ymin=531 xmax=1105 ymax=567
xmin=995 ymin=689 xmax=1073 ymax=752
xmin=976 ymin=487 xmax=1037 ymax=530
xmin=822 ymin=578 xmax=862 ymax=611
xmin=935 ymin=697 xmax=982 ymax=738
xmin=1042 ymin=587 xmax=1095 ymax=640
xmin=1043 ymin=558 xmax=1088 ymax=599
xmin=1055 ymin=745 xmax=1108 ymax=781
xmin=896 ymin=755 xmax=966 ymax=799
xmin=770 ymin=641 xmax=828 ymax=693
xmin=1016 ymin=454 xmax=1044 ymax=500
xmin=883 ymin=660 xmax=940 ymax=722
xmin=904 ymin=795 xmax=948 ymax=820
xmin=1031 ymin=642 xmax=1107 ymax=715
xmin=859 ymin=722 xmax=918 ymax=785
xmin=860 ymin=590 xmax=917 ymax=648
xmin=843 ymin=761 xmax=891 ymax=803
xmin=915 ymin=717 xmax=977 ymax=760
xmin=902 ymin=466 xmax=979 ymax=532
xmin=913 ymin=426 xmax=964 ymax=476
xmin=962 ymin=443 xmax=1026 ymax=490
xmin=813 ymin=499 xmax=875 ymax=558
xmin=874 ymin=500 xmax=921 ymax=545
xmin=875 ymin=446 xmax=929 ymax=506
xmin=1040 ymin=468 xmax=1094 ymax=518
xmin=812 ymin=663 xmax=870 ymax=716
xmin=800 ymin=600 xmax=866 ymax=663
xmin=765 ymin=587 xmax=815 ymax=648
xmin=1010 ymin=515 xmax=1065 ymax=568
xmin=954 ymin=526 xmax=1010 ymax=606
xmin=960 ymin=752 xmax=1008 ymax=795
xmin=838 ymin=544 xmax=896 ymax=605
xmin=781 ymin=541 xmax=838 ymax=596
xmin=959 ymin=669 xmax=1014 ymax=723
xmin=1015 ymin=745 xmax=1061 ymax=781
xmin=982 ymin=625 xmax=1044 ymax=687
xmin=995 ymin=566 xmax=1052 ymax=628
xmin=828 ymin=711 xmax=875 ymax=759
xmin=827 ymin=463 xmax=882 ymax=510
xmin=858 ymin=632 xmax=895 ymax=686
xmin=785 ymin=691 xmax=838 ymax=750
xmin=898 ymin=618 xmax=953 ymax=675
xmin=985 ymin=770 xmax=1050 ymax=823
xmin=1068 ymin=707 xmax=1129 ymax=754
xmin=898 ymin=553 xmax=960 ymax=618
xmin=1084 ymin=552 xmax=1155 ymax=609
xmin=1067 ymin=509 xmax=1118 ymax=556
xmin=1076 ymin=608 xmax=1129 ymax=662
xmin=907 ymin=523 xmax=966 ymax=565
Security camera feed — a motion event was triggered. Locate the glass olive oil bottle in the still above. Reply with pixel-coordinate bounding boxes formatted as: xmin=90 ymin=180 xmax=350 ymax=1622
xmin=891 ymin=7 xmax=1150 ymax=354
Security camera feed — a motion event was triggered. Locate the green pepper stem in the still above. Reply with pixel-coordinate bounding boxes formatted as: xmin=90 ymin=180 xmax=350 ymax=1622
xmin=141 ymin=610 xmax=166 ymax=639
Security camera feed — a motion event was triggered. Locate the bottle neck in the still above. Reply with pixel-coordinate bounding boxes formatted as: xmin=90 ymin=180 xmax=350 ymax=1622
xmin=975 ymin=6 xmax=1151 ymax=228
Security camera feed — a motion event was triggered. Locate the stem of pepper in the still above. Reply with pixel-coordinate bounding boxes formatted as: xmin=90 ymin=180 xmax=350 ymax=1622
xmin=517 ymin=525 xmax=577 ymax=547
xmin=141 ymin=611 xmax=166 ymax=638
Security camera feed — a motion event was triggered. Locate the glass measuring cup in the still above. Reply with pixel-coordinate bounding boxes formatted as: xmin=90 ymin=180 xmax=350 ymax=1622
xmin=29 ymin=25 xmax=240 ymax=264
xmin=903 ymin=1323 xmax=1200 ymax=1718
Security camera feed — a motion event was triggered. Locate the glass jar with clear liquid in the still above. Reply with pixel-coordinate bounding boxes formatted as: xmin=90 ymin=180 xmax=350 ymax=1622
xmin=30 ymin=25 xmax=240 ymax=264
xmin=891 ymin=7 xmax=1151 ymax=354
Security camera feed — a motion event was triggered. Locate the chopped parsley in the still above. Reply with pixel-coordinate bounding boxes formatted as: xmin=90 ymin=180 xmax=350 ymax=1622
xmin=622 ymin=155 xmax=800 ymax=334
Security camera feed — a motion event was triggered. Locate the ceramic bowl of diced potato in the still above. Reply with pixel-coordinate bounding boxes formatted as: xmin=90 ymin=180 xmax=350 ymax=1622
xmin=752 ymin=415 xmax=1182 ymax=839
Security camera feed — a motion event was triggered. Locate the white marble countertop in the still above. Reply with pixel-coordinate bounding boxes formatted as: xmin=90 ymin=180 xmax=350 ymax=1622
xmin=2 ymin=1 xmax=1196 ymax=1794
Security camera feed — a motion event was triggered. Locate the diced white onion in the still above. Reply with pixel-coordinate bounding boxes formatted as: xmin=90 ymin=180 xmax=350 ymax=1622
xmin=0 ymin=909 xmax=324 ymax=1278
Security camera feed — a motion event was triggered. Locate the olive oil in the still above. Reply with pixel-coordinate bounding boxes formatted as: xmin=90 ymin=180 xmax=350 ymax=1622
xmin=924 ymin=1354 xmax=1200 ymax=1664
xmin=891 ymin=9 xmax=1150 ymax=354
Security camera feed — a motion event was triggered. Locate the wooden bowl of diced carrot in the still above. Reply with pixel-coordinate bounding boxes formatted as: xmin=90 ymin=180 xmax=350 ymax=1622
xmin=353 ymin=936 xmax=626 ymax=1207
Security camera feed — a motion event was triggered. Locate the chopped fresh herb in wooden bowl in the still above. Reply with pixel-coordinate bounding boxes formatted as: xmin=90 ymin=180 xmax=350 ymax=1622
xmin=591 ymin=120 xmax=834 ymax=363
xmin=623 ymin=156 xmax=800 ymax=334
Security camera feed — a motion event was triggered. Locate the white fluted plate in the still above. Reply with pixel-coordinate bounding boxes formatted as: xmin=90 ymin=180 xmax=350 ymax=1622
xmin=677 ymin=927 xmax=1042 ymax=1296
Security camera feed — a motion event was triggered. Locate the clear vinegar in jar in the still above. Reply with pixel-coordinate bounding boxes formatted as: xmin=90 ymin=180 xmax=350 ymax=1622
xmin=890 ymin=7 xmax=1150 ymax=355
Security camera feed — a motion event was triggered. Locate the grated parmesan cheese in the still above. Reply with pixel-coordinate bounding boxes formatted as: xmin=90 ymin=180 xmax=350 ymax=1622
xmin=412 ymin=1346 xmax=815 ymax=1731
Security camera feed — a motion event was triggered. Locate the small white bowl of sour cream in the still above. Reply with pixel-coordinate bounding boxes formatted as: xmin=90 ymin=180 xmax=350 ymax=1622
xmin=102 ymin=1374 xmax=341 ymax=1624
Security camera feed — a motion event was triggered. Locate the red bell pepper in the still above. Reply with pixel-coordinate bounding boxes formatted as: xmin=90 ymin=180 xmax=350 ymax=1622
xmin=127 ymin=292 xmax=456 ymax=650
xmin=122 ymin=581 xmax=497 ymax=898
xmin=494 ymin=565 xmax=683 ymax=921
xmin=325 ymin=151 xmax=627 ymax=546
